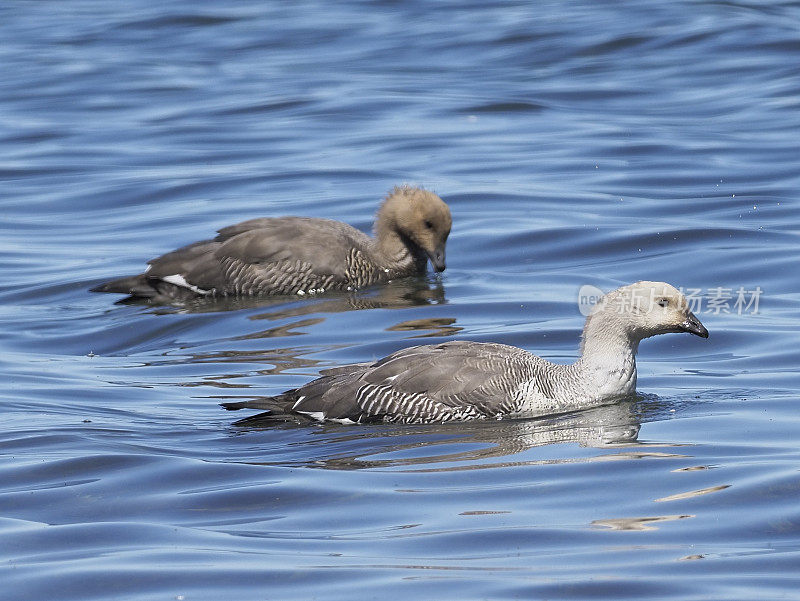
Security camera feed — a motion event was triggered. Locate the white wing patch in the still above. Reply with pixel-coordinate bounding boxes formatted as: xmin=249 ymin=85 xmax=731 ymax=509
xmin=161 ymin=274 xmax=212 ymax=295
xmin=296 ymin=410 xmax=325 ymax=421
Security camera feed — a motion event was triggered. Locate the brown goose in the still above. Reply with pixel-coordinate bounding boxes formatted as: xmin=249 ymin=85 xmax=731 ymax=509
xmin=91 ymin=185 xmax=451 ymax=302
xmin=223 ymin=282 xmax=709 ymax=424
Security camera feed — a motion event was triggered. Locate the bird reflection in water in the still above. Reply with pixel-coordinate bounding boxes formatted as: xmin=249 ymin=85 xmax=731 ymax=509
xmin=225 ymin=396 xmax=691 ymax=471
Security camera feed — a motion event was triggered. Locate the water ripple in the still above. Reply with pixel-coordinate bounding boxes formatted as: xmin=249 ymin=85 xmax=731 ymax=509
xmin=2 ymin=0 xmax=800 ymax=599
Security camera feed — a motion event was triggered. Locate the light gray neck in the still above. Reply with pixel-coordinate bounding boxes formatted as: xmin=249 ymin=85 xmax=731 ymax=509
xmin=508 ymin=312 xmax=642 ymax=418
xmin=573 ymin=312 xmax=640 ymax=398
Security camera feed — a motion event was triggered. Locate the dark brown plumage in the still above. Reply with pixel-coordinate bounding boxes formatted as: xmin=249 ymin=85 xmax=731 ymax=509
xmin=91 ymin=186 xmax=451 ymax=303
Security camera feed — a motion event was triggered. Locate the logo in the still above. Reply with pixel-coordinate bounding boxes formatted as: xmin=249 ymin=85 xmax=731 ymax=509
xmin=578 ymin=284 xmax=604 ymax=316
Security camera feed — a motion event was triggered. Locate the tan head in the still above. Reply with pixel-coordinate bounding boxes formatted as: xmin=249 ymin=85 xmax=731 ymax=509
xmin=375 ymin=185 xmax=452 ymax=272
xmin=589 ymin=281 xmax=709 ymax=341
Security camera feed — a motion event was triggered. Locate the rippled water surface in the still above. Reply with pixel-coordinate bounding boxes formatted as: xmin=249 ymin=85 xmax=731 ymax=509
xmin=3 ymin=1 xmax=800 ymax=599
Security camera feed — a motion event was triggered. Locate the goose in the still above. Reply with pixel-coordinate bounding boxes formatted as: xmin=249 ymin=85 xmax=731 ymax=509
xmin=91 ymin=185 xmax=451 ymax=302
xmin=222 ymin=281 xmax=709 ymax=424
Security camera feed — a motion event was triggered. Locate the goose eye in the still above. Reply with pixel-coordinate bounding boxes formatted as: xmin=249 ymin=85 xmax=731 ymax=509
xmin=656 ymin=298 xmax=669 ymax=308
xmin=424 ymin=220 xmax=434 ymax=230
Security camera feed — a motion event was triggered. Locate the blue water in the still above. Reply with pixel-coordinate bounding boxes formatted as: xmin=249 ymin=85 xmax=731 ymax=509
xmin=2 ymin=1 xmax=800 ymax=599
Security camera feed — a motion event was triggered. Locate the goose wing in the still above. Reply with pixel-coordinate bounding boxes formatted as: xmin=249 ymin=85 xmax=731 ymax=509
xmin=292 ymin=341 xmax=542 ymax=423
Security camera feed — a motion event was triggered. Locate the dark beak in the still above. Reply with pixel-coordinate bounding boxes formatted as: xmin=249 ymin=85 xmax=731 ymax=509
xmin=427 ymin=246 xmax=446 ymax=272
xmin=680 ymin=311 xmax=709 ymax=338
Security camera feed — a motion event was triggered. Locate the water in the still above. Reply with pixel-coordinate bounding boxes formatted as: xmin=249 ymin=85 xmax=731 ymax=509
xmin=2 ymin=1 xmax=800 ymax=599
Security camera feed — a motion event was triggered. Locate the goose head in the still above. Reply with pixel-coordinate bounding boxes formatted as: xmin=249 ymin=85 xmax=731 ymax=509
xmin=376 ymin=186 xmax=452 ymax=272
xmin=592 ymin=280 xmax=709 ymax=342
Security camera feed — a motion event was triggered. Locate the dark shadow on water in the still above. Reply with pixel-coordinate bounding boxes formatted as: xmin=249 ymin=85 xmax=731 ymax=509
xmin=386 ymin=316 xmax=461 ymax=338
xmin=86 ymin=277 xmax=451 ymax=356
xmin=118 ymin=276 xmax=446 ymax=316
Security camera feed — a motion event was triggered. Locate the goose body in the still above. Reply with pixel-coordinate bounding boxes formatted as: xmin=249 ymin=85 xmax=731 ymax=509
xmin=91 ymin=186 xmax=451 ymax=303
xmin=223 ymin=281 xmax=709 ymax=425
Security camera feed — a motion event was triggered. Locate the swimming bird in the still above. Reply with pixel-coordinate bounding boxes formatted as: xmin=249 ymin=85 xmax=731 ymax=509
xmin=91 ymin=185 xmax=451 ymax=302
xmin=222 ymin=281 xmax=708 ymax=425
